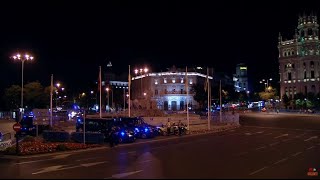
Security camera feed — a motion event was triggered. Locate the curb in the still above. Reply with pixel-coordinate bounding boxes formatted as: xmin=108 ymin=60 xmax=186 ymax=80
xmin=1 ymin=125 xmax=240 ymax=159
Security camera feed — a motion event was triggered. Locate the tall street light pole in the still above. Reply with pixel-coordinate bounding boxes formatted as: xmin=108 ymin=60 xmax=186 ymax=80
xmin=134 ymin=67 xmax=148 ymax=98
xmin=12 ymin=53 xmax=34 ymax=120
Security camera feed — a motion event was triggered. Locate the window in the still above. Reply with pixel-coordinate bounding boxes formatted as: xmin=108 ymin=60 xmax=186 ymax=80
xmin=308 ymin=28 xmax=313 ymax=36
xmin=181 ymin=78 xmax=184 ymax=83
xmin=311 ymin=71 xmax=315 ymax=78
xmin=303 ymin=62 xmax=306 ymax=68
xmin=155 ymin=89 xmax=158 ymax=95
xmin=288 ymin=72 xmax=292 ymax=80
xmin=310 ymin=61 xmax=314 ymax=68
xmin=164 ymin=78 xmax=167 ymax=83
xmin=164 ymin=89 xmax=167 ymax=94
xmin=292 ymin=64 xmax=295 ymax=68
xmin=304 ymin=86 xmax=307 ymax=95
xmin=155 ymin=80 xmax=158 ymax=85
xmin=311 ymin=85 xmax=316 ymax=93
xmin=189 ymin=79 xmax=193 ymax=85
xmin=181 ymin=89 xmax=183 ymax=94
xmin=304 ymin=71 xmax=307 ymax=79
xmin=172 ymin=79 xmax=175 ymax=83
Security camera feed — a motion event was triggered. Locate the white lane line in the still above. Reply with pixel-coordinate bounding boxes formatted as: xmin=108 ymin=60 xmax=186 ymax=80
xmin=249 ymin=166 xmax=268 ymax=176
xmin=255 ymin=131 xmax=264 ymax=134
xmin=274 ymin=134 xmax=289 ymax=139
xmin=295 ymin=133 xmax=307 ymax=138
xmin=269 ymin=142 xmax=279 ymax=146
xmin=307 ymin=146 xmax=315 ymax=150
xmin=111 ymin=170 xmax=143 ymax=179
xmin=291 ymin=152 xmax=302 ymax=157
xmin=245 ymin=133 xmax=252 ymax=136
xmin=32 ymin=161 xmax=107 ymax=175
xmin=120 ymin=151 xmax=136 ymax=155
xmin=255 ymin=146 xmax=266 ymax=150
xmin=273 ymin=158 xmax=288 ymax=165
xmin=304 ymin=136 xmax=318 ymax=142
xmin=76 ymin=157 xmax=101 ymax=162
xmin=282 ymin=139 xmax=291 ymax=142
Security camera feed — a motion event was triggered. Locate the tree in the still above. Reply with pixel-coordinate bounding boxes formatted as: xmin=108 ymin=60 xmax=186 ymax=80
xmin=294 ymin=92 xmax=305 ymax=109
xmin=24 ymin=81 xmax=47 ymax=109
xmin=191 ymin=84 xmax=207 ymax=109
xmin=258 ymin=86 xmax=277 ymax=101
xmin=282 ymin=94 xmax=290 ymax=109
xmin=3 ymin=85 xmax=21 ymax=110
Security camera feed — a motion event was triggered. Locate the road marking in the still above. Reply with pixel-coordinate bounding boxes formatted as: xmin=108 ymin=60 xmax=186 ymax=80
xmin=295 ymin=133 xmax=306 ymax=138
xmin=255 ymin=146 xmax=266 ymax=150
xmin=76 ymin=157 xmax=101 ymax=162
xmin=243 ymin=125 xmax=320 ymax=132
xmin=291 ymin=152 xmax=302 ymax=157
xmin=249 ymin=166 xmax=268 ymax=175
xmin=245 ymin=133 xmax=252 ymax=136
xmin=304 ymin=136 xmax=318 ymax=142
xmin=256 ymin=131 xmax=264 ymax=134
xmin=273 ymin=158 xmax=288 ymax=165
xmin=269 ymin=142 xmax=279 ymax=146
xmin=110 ymin=170 xmax=143 ymax=179
xmin=15 ymin=155 xmax=69 ymax=165
xmin=120 ymin=151 xmax=136 ymax=155
xmin=307 ymin=146 xmax=315 ymax=150
xmin=282 ymin=139 xmax=290 ymax=142
xmin=274 ymin=134 xmax=288 ymax=139
xmin=32 ymin=161 xmax=107 ymax=175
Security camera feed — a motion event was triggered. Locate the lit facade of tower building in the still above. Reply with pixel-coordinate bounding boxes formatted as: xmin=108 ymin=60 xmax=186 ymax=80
xmin=131 ymin=66 xmax=213 ymax=111
xmin=233 ymin=63 xmax=248 ymax=92
xmin=278 ymin=14 xmax=320 ymax=99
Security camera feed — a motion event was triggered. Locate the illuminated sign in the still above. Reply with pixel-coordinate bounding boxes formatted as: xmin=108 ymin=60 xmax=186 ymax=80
xmin=240 ymin=67 xmax=247 ymax=70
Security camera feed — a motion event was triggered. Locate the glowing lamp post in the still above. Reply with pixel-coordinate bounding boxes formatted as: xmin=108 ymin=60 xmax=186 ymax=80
xmin=12 ymin=53 xmax=34 ymax=118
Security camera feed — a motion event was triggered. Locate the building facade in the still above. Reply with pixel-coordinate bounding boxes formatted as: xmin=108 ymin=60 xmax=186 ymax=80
xmin=233 ymin=63 xmax=249 ymax=92
xmin=131 ymin=66 xmax=213 ymax=111
xmin=278 ymin=14 xmax=320 ymax=99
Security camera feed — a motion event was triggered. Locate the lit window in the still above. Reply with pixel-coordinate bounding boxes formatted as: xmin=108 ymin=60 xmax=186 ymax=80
xmin=172 ymin=79 xmax=175 ymax=83
xmin=181 ymin=78 xmax=184 ymax=83
xmin=155 ymin=80 xmax=158 ymax=85
xmin=189 ymin=80 xmax=193 ymax=85
xmin=164 ymin=78 xmax=167 ymax=83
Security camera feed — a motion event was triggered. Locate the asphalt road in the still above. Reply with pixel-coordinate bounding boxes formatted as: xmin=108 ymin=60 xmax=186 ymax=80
xmin=0 ymin=112 xmax=319 ymax=179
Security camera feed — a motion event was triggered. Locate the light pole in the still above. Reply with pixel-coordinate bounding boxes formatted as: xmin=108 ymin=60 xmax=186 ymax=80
xmin=260 ymin=78 xmax=272 ymax=90
xmin=106 ymin=87 xmax=110 ymax=111
xmin=134 ymin=67 xmax=148 ymax=98
xmin=12 ymin=53 xmax=34 ymax=119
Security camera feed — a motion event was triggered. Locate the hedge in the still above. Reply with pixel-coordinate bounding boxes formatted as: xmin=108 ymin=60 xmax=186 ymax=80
xmin=42 ymin=131 xmax=70 ymax=142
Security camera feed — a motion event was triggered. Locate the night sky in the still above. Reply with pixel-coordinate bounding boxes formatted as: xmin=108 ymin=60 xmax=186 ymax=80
xmin=0 ymin=1 xmax=319 ymax=95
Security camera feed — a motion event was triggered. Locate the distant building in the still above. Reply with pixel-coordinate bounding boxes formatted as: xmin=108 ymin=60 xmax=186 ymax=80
xmin=278 ymin=14 xmax=320 ymax=99
xmin=233 ymin=63 xmax=249 ymax=92
xmin=131 ymin=66 xmax=213 ymax=111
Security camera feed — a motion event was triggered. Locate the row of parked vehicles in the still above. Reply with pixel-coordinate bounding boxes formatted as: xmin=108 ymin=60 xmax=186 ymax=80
xmin=75 ymin=116 xmax=189 ymax=144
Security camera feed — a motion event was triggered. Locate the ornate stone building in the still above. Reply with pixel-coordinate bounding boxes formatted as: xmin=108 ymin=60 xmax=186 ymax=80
xmin=278 ymin=14 xmax=320 ymax=99
xmin=131 ymin=66 xmax=213 ymax=111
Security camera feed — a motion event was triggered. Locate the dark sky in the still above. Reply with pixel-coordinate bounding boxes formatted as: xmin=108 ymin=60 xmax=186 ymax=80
xmin=0 ymin=1 xmax=319 ymax=94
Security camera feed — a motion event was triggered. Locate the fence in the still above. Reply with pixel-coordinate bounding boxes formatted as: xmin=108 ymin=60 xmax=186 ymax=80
xmin=0 ymin=133 xmax=12 ymax=151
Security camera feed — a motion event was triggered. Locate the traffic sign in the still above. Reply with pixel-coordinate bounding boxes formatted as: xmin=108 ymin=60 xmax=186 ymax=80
xmin=13 ymin=123 xmax=22 ymax=132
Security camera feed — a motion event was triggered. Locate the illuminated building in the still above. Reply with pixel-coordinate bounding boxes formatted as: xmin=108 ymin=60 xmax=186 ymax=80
xmin=131 ymin=66 xmax=213 ymax=111
xmin=278 ymin=14 xmax=320 ymax=99
xmin=233 ymin=63 xmax=248 ymax=92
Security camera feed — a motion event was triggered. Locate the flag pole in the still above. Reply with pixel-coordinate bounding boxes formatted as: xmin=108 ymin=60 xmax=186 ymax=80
xmin=99 ymin=66 xmax=102 ymax=118
xmin=207 ymin=67 xmax=210 ymax=130
xmin=128 ymin=65 xmax=131 ymax=117
xmin=186 ymin=66 xmax=189 ymax=129
xmin=219 ymin=80 xmax=222 ymax=123
xmin=50 ymin=74 xmax=53 ymax=127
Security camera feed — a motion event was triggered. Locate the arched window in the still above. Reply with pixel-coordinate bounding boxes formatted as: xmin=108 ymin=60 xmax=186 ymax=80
xmin=308 ymin=28 xmax=313 ymax=36
xmin=303 ymin=62 xmax=306 ymax=68
xmin=301 ymin=30 xmax=305 ymax=37
xmin=310 ymin=61 xmax=314 ymax=68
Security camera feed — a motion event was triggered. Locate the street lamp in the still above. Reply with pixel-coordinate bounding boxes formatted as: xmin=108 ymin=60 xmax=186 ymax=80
xmin=55 ymin=83 xmax=63 ymax=108
xmin=106 ymin=87 xmax=113 ymax=111
xmin=260 ymin=78 xmax=272 ymax=90
xmin=12 ymin=53 xmax=34 ymax=118
xmin=134 ymin=67 xmax=148 ymax=98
